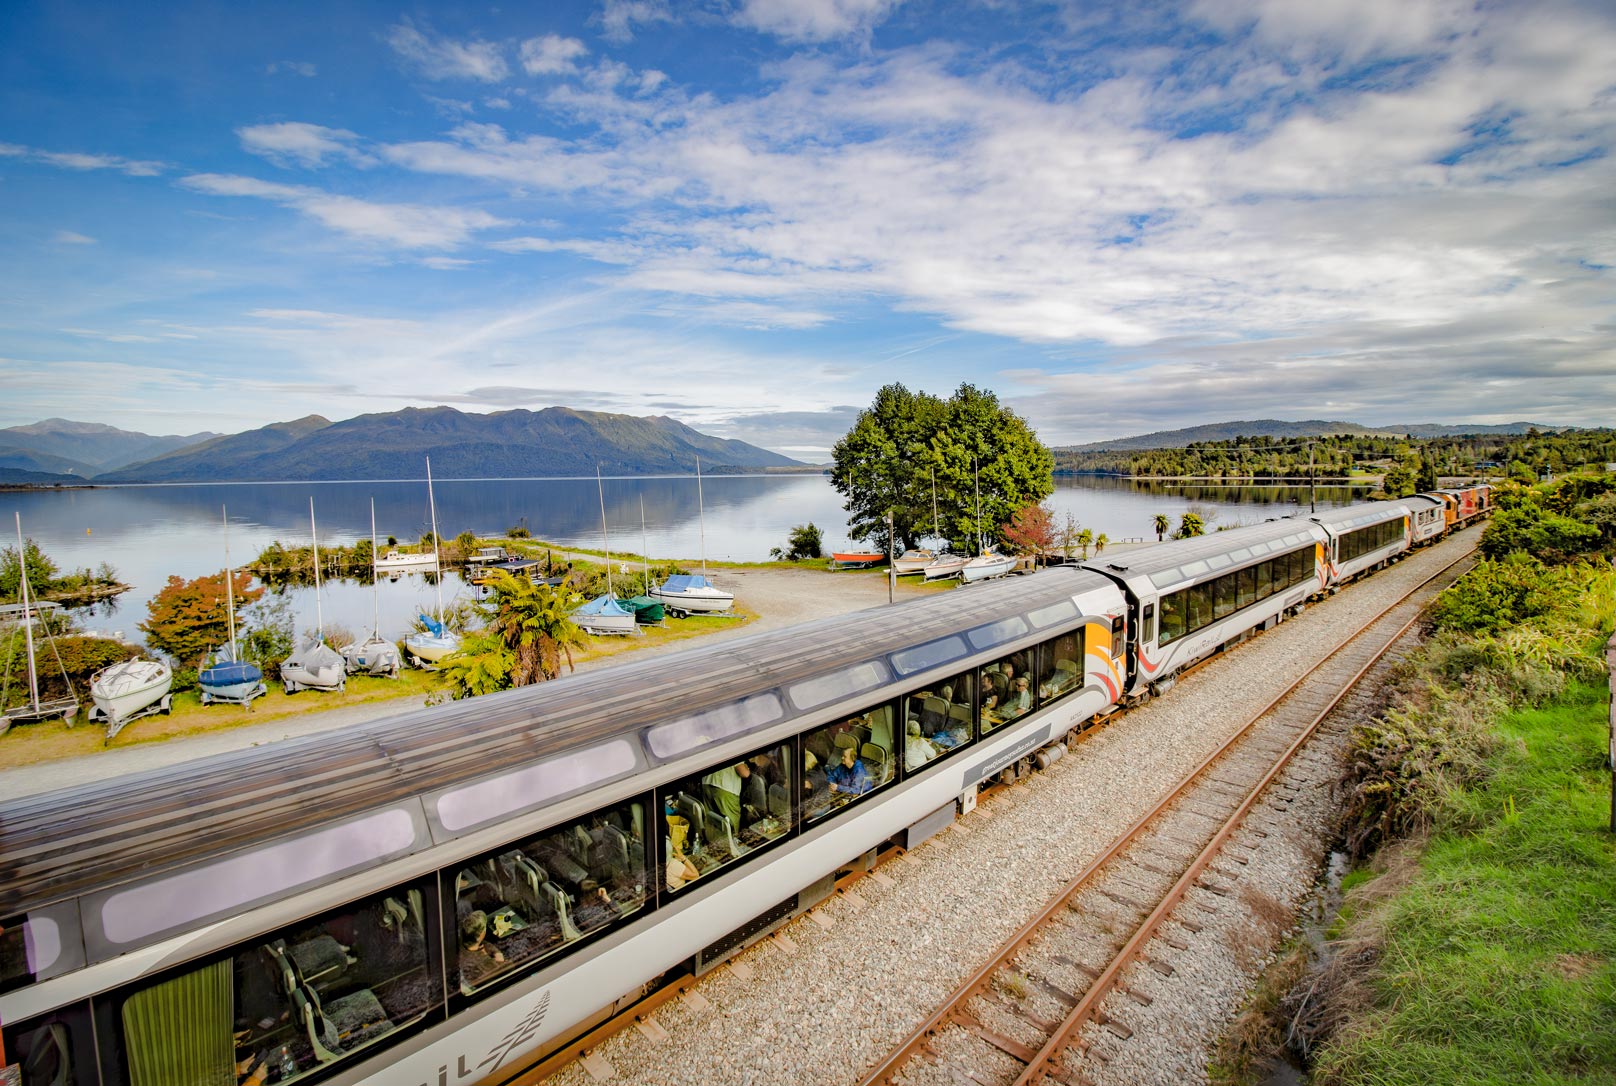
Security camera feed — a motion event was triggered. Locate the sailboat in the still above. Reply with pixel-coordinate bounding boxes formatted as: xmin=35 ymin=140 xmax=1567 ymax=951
xmin=894 ymin=467 xmax=941 ymax=574
xmin=1 ymin=513 xmax=81 ymax=731
xmin=404 ymin=457 xmax=461 ymax=666
xmin=617 ymin=496 xmax=665 ymax=625
xmin=959 ymin=460 xmax=1014 ymax=583
xmin=280 ymin=498 xmax=346 ymax=693
xmin=198 ymin=506 xmax=267 ymax=705
xmin=342 ymin=499 xmax=402 ymax=677
xmin=572 ymin=468 xmax=638 ymax=636
xmin=649 ymin=457 xmax=735 ymax=617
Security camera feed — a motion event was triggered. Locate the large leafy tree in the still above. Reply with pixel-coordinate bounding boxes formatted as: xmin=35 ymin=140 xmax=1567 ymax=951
xmin=831 ymin=383 xmax=1053 ymax=552
xmin=0 ymin=538 xmax=59 ymax=600
xmin=140 ymin=571 xmax=264 ymax=665
xmin=439 ymin=571 xmax=586 ymax=700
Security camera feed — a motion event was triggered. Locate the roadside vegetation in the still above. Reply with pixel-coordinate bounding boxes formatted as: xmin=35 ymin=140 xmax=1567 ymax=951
xmin=1214 ymin=470 xmax=1616 ymax=1085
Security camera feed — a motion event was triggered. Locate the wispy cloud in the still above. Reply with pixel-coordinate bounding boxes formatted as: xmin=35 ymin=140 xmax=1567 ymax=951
xmin=599 ymin=0 xmax=674 ymax=44
xmin=734 ymin=0 xmax=906 ymax=43
xmin=266 ymin=60 xmax=317 ymax=77
xmin=0 ymin=141 xmax=163 ymax=176
xmin=180 ymin=173 xmax=506 ymax=249
xmin=238 ymin=123 xmax=376 ymax=169
xmin=386 ymin=19 xmax=509 ymax=82
xmin=52 ymin=230 xmax=96 ymax=245
xmin=520 ymin=33 xmax=589 ymax=75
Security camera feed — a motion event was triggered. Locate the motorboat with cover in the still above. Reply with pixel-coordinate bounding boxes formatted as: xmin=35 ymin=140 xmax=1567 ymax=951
xmin=281 ymin=637 xmax=346 ymax=693
xmin=649 ymin=574 xmax=735 ymax=616
xmin=374 ymin=548 xmax=438 ymax=571
xmin=90 ymin=658 xmax=173 ymax=740
xmin=199 ymin=505 xmax=266 ymax=706
xmin=572 ymin=593 xmax=638 ymax=636
xmin=199 ymin=643 xmax=266 ymax=705
xmin=620 ymin=596 xmax=665 ymax=624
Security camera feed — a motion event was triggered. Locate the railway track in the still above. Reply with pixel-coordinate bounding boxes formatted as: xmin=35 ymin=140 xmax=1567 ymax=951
xmin=859 ymin=550 xmax=1475 ymax=1086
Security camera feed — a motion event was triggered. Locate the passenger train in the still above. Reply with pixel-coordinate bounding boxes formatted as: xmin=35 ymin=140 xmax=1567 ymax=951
xmin=0 ymin=485 xmax=1490 ymax=1086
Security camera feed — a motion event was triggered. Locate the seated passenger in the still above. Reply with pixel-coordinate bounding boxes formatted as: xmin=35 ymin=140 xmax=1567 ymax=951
xmin=826 ymin=743 xmax=874 ymax=796
xmin=666 ymin=851 xmax=700 ymax=891
xmin=460 ymin=911 xmax=505 ymax=964
xmin=904 ymin=719 xmax=937 ymax=770
xmin=1007 ymin=676 xmax=1032 ymax=716
xmin=803 ymin=749 xmax=827 ymax=796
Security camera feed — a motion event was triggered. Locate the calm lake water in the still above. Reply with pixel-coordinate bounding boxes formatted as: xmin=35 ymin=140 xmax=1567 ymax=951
xmin=2 ymin=475 xmax=1364 ymax=647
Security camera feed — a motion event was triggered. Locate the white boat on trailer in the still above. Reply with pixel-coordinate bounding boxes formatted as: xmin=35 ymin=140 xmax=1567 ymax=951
xmin=920 ymin=553 xmax=970 ymax=580
xmin=199 ymin=506 xmax=267 ymax=706
xmin=649 ymin=457 xmax=736 ymax=617
xmin=892 ymin=548 xmax=937 ymax=574
xmin=959 ymin=551 xmax=1016 ymax=583
xmin=403 ymin=458 xmax=462 ymax=667
xmin=90 ymin=658 xmax=173 ymax=740
xmin=280 ymin=498 xmax=346 ymax=694
xmin=573 ymin=593 xmax=639 ymax=635
xmin=342 ymin=499 xmax=402 ymax=678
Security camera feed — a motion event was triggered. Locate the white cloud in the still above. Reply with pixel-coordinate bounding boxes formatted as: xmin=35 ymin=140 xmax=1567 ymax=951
xmin=53 ymin=230 xmax=96 ymax=245
xmin=734 ymin=0 xmax=905 ymax=42
xmin=180 ymin=173 xmax=506 ymax=249
xmin=238 ymin=123 xmax=376 ymax=169
xmin=267 ymin=60 xmax=317 ymax=77
xmin=599 ymin=0 xmax=674 ymax=44
xmin=0 ymin=142 xmax=163 ymax=176
xmin=520 ymin=33 xmax=589 ymax=75
xmin=385 ymin=20 xmax=509 ymax=82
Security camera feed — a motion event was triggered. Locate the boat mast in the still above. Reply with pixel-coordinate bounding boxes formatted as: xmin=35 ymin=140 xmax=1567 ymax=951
xmin=369 ymin=498 xmax=381 ymax=637
xmin=974 ymin=458 xmax=983 ymax=555
xmin=223 ymin=506 xmax=237 ymax=658
xmin=696 ymin=456 xmax=709 ymax=579
xmin=597 ymin=466 xmax=612 ymax=596
xmin=426 ymin=456 xmax=444 ymax=622
xmin=14 ymin=512 xmax=39 ymax=714
xmin=309 ymin=497 xmax=325 ymax=640
xmin=640 ymin=496 xmax=650 ymax=596
xmin=931 ymin=466 xmax=939 ymax=544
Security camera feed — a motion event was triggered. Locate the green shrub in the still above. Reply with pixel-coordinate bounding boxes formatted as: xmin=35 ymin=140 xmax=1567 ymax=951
xmin=1479 ymin=504 xmax=1601 ymax=563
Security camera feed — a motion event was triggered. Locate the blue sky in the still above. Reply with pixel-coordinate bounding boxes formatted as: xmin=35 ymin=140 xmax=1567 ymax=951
xmin=1 ymin=0 xmax=1612 ymax=458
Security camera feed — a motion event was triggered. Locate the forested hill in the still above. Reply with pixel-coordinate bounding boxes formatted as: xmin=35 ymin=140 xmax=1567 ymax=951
xmin=1053 ymin=427 xmax=1614 ymax=480
xmin=95 ymin=406 xmax=803 ymax=482
xmin=1061 ymin=419 xmax=1557 ymax=453
xmin=0 ymin=418 xmax=220 ymax=476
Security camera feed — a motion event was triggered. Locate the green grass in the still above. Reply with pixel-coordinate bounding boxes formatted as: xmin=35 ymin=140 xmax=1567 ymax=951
xmin=1316 ymin=679 xmax=1616 ymax=1085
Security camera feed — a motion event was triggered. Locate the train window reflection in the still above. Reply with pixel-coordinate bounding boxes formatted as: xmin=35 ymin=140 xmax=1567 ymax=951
xmin=902 ymin=670 xmax=973 ymax=774
xmin=662 ymin=748 xmax=789 ymax=893
xmin=1037 ymin=631 xmax=1082 ymax=702
xmin=117 ymin=880 xmax=439 ymax=1086
xmin=456 ymin=800 xmax=648 ymax=994
xmin=803 ymin=709 xmax=894 ymax=823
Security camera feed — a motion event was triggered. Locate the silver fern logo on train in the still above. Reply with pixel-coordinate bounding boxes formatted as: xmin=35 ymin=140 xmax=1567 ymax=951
xmin=481 ymin=991 xmax=552 ymax=1072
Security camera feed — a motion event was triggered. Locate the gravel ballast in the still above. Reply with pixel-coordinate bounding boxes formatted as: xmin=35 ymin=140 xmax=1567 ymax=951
xmin=542 ymin=527 xmax=1479 ymax=1086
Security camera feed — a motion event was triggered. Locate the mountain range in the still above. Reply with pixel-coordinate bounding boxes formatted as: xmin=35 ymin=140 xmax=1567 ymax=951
xmin=1057 ymin=419 xmax=1562 ymax=453
xmin=1 ymin=408 xmax=802 ymax=484
xmin=0 ymin=419 xmax=221 ymax=478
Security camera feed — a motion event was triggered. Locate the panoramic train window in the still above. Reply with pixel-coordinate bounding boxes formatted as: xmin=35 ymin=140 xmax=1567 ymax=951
xmin=1159 ymin=594 xmax=1186 ymax=646
xmin=454 ymin=798 xmax=648 ymax=996
xmin=1156 ymin=548 xmax=1316 ymax=649
xmin=903 ymin=670 xmax=974 ymax=772
xmin=803 ymin=709 xmax=894 ymax=823
xmin=1037 ymin=631 xmax=1082 ymax=699
xmin=1338 ymin=519 xmax=1403 ymax=564
xmin=663 ymin=745 xmax=791 ymax=892
xmin=979 ymin=650 xmax=1033 ymax=735
xmin=113 ymin=879 xmax=439 ymax=1086
xmin=2 ymin=1004 xmax=94 ymax=1086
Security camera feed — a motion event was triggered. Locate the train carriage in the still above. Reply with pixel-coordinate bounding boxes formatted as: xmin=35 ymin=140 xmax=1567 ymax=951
xmin=1399 ymin=494 xmax=1448 ymax=545
xmin=0 ymin=567 xmax=1129 ymax=1086
xmin=1080 ymin=518 xmax=1329 ymax=699
xmin=1311 ymin=502 xmax=1412 ymax=586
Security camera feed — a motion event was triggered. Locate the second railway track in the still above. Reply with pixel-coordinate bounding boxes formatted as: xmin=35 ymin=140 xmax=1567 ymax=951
xmin=861 ymin=548 xmax=1475 ymax=1086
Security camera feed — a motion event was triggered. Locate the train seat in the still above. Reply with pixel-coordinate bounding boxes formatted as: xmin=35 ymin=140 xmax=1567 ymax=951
xmin=702 ymin=805 xmax=740 ymax=859
xmin=542 ymin=881 xmax=583 ymax=942
xmin=861 ymin=742 xmax=892 ymax=783
xmin=768 ymin=783 xmax=789 ymax=820
xmin=288 ymin=934 xmax=355 ymax=986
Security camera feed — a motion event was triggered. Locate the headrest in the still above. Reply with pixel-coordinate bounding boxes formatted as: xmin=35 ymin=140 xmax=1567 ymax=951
xmin=834 ymin=732 xmax=858 ymax=749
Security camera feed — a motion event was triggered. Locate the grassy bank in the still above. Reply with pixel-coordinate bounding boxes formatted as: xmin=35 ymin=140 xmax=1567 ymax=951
xmin=1312 ymin=677 xmax=1616 ymax=1083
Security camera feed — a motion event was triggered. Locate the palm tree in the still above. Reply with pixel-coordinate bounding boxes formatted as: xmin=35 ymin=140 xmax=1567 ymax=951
xmin=1153 ymin=513 xmax=1170 ymax=542
xmin=1076 ymin=528 xmax=1094 ymax=559
xmin=1094 ymin=532 xmax=1109 ymax=555
xmin=1176 ymin=512 xmax=1205 ymax=539
xmin=440 ymin=570 xmax=585 ymax=699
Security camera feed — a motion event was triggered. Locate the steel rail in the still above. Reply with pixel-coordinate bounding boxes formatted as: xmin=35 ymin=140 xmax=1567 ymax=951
xmin=858 ymin=544 xmax=1475 ymax=1086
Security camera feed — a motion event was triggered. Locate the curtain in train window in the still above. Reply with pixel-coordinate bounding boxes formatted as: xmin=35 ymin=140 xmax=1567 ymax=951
xmin=980 ymin=648 xmax=1034 ymax=735
xmin=801 ymin=710 xmax=894 ymax=824
xmin=901 ymin=671 xmax=974 ymax=775
xmin=458 ymin=798 xmax=650 ymax=991
xmin=119 ymin=881 xmax=438 ymax=1084
xmin=661 ymin=746 xmax=790 ymax=893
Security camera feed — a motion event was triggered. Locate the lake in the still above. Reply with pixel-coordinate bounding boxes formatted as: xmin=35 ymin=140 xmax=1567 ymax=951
xmin=1 ymin=475 xmax=1365 ymax=647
